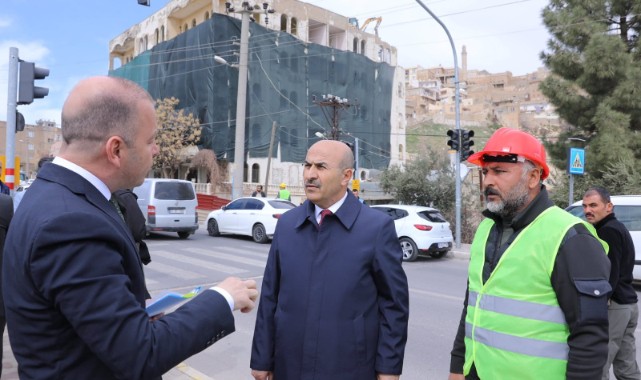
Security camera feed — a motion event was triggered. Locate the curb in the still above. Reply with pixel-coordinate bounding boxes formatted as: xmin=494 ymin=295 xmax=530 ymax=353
xmin=167 ymin=363 xmax=215 ymax=380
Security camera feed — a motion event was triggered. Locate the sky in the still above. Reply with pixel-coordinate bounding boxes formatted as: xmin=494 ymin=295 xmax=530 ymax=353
xmin=0 ymin=0 xmax=551 ymax=126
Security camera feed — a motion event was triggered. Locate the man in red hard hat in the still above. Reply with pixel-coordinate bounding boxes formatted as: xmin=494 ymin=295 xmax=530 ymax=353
xmin=449 ymin=127 xmax=611 ymax=380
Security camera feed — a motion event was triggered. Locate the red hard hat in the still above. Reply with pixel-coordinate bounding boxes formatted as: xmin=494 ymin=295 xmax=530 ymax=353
xmin=467 ymin=127 xmax=550 ymax=179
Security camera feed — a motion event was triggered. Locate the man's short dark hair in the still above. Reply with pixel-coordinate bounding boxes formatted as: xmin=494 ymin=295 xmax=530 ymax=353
xmin=586 ymin=186 xmax=611 ymax=204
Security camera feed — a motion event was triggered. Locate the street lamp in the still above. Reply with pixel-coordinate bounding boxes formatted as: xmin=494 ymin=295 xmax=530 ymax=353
xmin=414 ymin=0 xmax=462 ymax=248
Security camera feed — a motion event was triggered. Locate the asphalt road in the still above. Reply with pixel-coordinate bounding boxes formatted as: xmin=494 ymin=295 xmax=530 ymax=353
xmin=141 ymin=228 xmax=470 ymax=379
xmin=3 ymin=227 xmax=640 ymax=379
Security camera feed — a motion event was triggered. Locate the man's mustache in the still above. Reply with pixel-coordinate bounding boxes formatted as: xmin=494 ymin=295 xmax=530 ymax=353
xmin=305 ymin=180 xmax=320 ymax=187
xmin=484 ymin=188 xmax=501 ymax=198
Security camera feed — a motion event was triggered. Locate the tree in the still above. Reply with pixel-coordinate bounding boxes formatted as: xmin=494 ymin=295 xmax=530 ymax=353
xmin=190 ymin=149 xmax=221 ymax=186
xmin=154 ymin=97 xmax=202 ymax=178
xmin=540 ymin=0 xmax=641 ymax=183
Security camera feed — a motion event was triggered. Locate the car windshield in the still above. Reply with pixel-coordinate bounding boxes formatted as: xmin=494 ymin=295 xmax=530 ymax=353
xmin=268 ymin=200 xmax=296 ymax=209
xmin=417 ymin=210 xmax=447 ymax=223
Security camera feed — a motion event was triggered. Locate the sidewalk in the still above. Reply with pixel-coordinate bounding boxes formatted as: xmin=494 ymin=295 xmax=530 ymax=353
xmin=2 ymin=329 xmax=214 ymax=380
xmin=449 ymin=243 xmax=471 ymax=260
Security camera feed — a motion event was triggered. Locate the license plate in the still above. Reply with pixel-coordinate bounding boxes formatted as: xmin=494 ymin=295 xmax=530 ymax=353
xmin=438 ymin=242 xmax=448 ymax=248
xmin=168 ymin=208 xmax=185 ymax=214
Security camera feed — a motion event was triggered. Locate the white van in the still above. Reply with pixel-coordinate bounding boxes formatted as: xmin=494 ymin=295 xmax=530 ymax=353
xmin=132 ymin=178 xmax=199 ymax=239
xmin=566 ymin=195 xmax=641 ymax=281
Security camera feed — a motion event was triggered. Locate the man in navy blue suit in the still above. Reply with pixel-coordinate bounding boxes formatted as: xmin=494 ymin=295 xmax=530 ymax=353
xmin=250 ymin=140 xmax=409 ymax=380
xmin=3 ymin=76 xmax=258 ymax=379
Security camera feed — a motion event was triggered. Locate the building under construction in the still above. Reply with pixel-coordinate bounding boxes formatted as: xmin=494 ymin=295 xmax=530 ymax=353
xmin=109 ymin=0 xmax=406 ymax=197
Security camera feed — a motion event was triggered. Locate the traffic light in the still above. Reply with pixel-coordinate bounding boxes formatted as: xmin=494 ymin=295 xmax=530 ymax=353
xmin=15 ymin=111 xmax=25 ymax=132
xmin=447 ymin=129 xmax=460 ymax=151
xmin=460 ymin=129 xmax=475 ymax=162
xmin=18 ymin=61 xmax=49 ymax=105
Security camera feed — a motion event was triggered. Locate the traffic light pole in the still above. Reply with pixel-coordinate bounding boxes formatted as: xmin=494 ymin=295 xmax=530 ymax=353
xmin=415 ymin=0 xmax=462 ymax=248
xmin=5 ymin=47 xmax=18 ymax=193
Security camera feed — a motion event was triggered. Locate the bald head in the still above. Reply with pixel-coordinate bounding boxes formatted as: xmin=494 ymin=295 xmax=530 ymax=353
xmin=309 ymin=140 xmax=355 ymax=170
xmin=61 ymin=76 xmax=153 ymax=149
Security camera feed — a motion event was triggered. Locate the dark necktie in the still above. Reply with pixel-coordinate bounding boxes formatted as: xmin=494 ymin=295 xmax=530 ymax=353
xmin=109 ymin=196 xmax=125 ymax=221
xmin=319 ymin=209 xmax=332 ymax=226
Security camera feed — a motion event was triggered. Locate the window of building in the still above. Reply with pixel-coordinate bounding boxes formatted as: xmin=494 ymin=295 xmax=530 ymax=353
xmin=353 ymin=38 xmax=358 ymax=53
xmin=161 ymin=25 xmax=165 ymax=41
xmin=291 ymin=18 xmax=298 ymax=36
xmin=155 ymin=29 xmax=159 ymax=45
xmin=184 ymin=23 xmax=188 ymax=31
xmin=280 ymin=14 xmax=287 ymax=32
xmin=192 ymin=19 xmax=196 ymax=28
xmin=205 ymin=11 xmax=210 ymax=20
xmin=251 ymin=163 xmax=260 ymax=183
xmin=360 ymin=40 xmax=366 ymax=55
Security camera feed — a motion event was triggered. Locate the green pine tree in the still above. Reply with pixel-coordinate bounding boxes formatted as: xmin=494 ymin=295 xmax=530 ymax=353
xmin=540 ymin=0 xmax=641 ymax=188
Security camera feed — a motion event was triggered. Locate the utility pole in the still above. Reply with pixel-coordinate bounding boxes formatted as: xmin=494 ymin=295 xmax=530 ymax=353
xmin=228 ymin=1 xmax=274 ymax=200
xmin=230 ymin=2 xmax=251 ymax=200
xmin=313 ymin=94 xmax=357 ymax=140
xmin=264 ymin=121 xmax=277 ymax=195
xmin=415 ymin=0 xmax=462 ymax=248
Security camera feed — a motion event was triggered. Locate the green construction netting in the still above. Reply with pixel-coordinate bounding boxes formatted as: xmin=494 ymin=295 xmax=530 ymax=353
xmin=110 ymin=13 xmax=394 ymax=169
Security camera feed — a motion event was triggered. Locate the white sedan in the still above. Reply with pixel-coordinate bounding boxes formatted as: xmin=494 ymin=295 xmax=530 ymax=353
xmin=371 ymin=204 xmax=454 ymax=261
xmin=206 ymin=197 xmax=296 ymax=243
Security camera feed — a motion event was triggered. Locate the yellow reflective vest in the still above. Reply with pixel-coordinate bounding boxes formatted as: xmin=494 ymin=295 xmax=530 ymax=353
xmin=464 ymin=206 xmax=607 ymax=379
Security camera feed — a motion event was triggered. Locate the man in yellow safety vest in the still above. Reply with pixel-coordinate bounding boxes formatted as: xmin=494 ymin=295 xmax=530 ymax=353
xmin=448 ymin=128 xmax=611 ymax=380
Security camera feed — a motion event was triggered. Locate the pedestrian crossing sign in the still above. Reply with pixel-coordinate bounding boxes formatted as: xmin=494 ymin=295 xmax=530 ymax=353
xmin=568 ymin=148 xmax=585 ymax=175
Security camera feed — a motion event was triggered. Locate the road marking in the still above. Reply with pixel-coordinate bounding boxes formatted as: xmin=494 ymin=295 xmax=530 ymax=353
xmin=184 ymin=247 xmax=267 ymax=267
xmin=409 ymin=287 xmax=463 ymax=302
xmin=145 ymin=260 xmax=206 ymax=280
xmin=153 ymin=250 xmax=248 ymax=274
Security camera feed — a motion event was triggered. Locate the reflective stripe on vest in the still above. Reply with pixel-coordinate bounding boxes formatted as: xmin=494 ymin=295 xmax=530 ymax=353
xmin=468 ymin=291 xmax=566 ymax=324
xmin=465 ymin=322 xmax=569 ymax=360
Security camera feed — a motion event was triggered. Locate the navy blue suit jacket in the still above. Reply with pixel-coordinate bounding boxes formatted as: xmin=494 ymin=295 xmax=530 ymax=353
xmin=3 ymin=164 xmax=234 ymax=379
xmin=251 ymin=192 xmax=409 ymax=379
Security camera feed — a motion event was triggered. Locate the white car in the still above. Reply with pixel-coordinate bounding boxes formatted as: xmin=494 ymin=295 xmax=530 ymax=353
xmin=566 ymin=195 xmax=641 ymax=281
xmin=206 ymin=197 xmax=296 ymax=243
xmin=371 ymin=204 xmax=454 ymax=261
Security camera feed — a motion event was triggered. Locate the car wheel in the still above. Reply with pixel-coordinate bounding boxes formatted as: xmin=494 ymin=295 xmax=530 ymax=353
xmin=429 ymin=250 xmax=448 ymax=259
xmin=399 ymin=237 xmax=418 ymax=262
xmin=207 ymin=219 xmax=220 ymax=236
xmin=252 ymin=224 xmax=269 ymax=244
xmin=177 ymin=231 xmax=190 ymax=239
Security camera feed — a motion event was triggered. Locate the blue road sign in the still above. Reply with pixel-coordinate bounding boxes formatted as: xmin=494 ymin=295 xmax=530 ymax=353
xmin=568 ymin=148 xmax=585 ymax=175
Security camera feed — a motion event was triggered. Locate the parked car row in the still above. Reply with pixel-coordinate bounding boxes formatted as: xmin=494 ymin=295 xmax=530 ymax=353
xmin=205 ymin=198 xmax=454 ymax=261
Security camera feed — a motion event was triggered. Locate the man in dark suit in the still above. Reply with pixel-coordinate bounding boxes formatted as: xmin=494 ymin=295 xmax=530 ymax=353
xmin=250 ymin=140 xmax=409 ymax=380
xmin=3 ymin=76 xmax=258 ymax=379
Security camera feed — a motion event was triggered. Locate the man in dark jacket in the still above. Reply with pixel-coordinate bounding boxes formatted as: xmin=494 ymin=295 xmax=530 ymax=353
xmin=583 ymin=186 xmax=640 ymax=380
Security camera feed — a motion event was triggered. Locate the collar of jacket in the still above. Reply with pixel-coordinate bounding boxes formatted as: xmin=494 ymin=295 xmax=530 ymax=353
xmin=294 ymin=190 xmax=361 ymax=230
xmin=594 ymin=212 xmax=617 ymax=230
xmin=482 ymin=185 xmax=554 ymax=231
xmin=37 ymin=163 xmax=137 ymax=245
